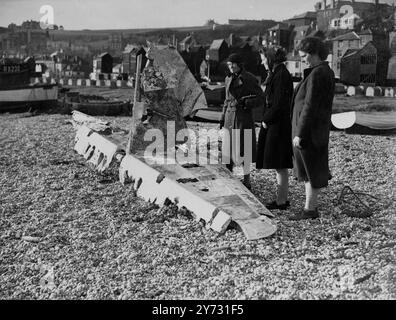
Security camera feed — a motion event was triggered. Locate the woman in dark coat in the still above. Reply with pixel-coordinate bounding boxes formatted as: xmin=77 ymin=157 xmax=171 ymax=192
xmin=256 ymin=46 xmax=294 ymax=210
xmin=220 ymin=53 xmax=265 ymax=189
xmin=290 ymin=37 xmax=335 ymax=220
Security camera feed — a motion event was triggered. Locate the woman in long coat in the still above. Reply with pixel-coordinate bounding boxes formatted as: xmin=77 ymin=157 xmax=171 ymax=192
xmin=220 ymin=53 xmax=265 ymax=189
xmin=290 ymin=37 xmax=335 ymax=220
xmin=256 ymin=46 xmax=293 ymax=210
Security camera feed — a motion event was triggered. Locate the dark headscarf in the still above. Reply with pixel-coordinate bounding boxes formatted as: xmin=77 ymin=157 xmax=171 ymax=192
xmin=227 ymin=53 xmax=244 ymax=66
xmin=261 ymin=45 xmax=287 ymax=71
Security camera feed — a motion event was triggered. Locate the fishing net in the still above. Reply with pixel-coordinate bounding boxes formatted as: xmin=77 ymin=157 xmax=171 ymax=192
xmin=335 ymin=185 xmax=392 ymax=218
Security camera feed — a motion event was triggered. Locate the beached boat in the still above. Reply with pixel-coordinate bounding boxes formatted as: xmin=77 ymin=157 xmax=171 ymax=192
xmin=331 ymin=111 xmax=396 ymax=130
xmin=58 ymin=91 xmax=131 ymax=116
xmin=0 ymin=58 xmax=58 ymax=112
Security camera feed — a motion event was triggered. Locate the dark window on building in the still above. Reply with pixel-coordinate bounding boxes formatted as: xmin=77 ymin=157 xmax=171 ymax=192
xmin=361 ymin=55 xmax=376 ymax=65
xmin=360 ymin=74 xmax=376 ymax=83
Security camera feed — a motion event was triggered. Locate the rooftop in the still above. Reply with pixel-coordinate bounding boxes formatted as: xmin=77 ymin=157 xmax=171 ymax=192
xmin=268 ymin=23 xmax=291 ymax=31
xmin=209 ymin=39 xmax=227 ymax=50
xmin=332 ymin=31 xmax=360 ymax=41
xmin=287 ymin=11 xmax=317 ymax=20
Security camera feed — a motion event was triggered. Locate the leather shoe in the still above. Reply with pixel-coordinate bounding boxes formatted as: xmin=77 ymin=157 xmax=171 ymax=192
xmin=289 ymin=209 xmax=319 ymax=220
xmin=265 ymin=201 xmax=290 ymax=210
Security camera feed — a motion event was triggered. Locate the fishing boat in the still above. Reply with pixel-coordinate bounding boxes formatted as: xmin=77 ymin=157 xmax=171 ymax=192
xmin=58 ymin=90 xmax=131 ymax=116
xmin=331 ymin=111 xmax=396 ymax=131
xmin=0 ymin=57 xmax=58 ymax=112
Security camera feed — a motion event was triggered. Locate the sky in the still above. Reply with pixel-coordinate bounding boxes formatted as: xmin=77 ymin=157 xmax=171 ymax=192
xmin=0 ymin=0 xmax=395 ymax=30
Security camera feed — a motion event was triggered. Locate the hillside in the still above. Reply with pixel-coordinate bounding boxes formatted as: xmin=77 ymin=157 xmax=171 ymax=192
xmin=45 ymin=21 xmax=277 ymax=45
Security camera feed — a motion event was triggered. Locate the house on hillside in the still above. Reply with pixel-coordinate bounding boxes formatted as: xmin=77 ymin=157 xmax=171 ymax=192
xmin=207 ymin=39 xmax=229 ymax=62
xmin=331 ymin=31 xmax=361 ymax=77
xmin=47 ymin=50 xmax=89 ymax=78
xmin=331 ymin=29 xmax=390 ymax=83
xmin=35 ymin=55 xmax=56 ymax=76
xmin=188 ymin=45 xmax=206 ymax=77
xmin=330 ymin=12 xmax=361 ymax=30
xmin=291 ymin=25 xmax=315 ymax=51
xmin=340 ymin=42 xmax=378 ymax=85
xmin=315 ymin=0 xmax=394 ymax=32
xmin=207 ymin=39 xmax=230 ymax=81
xmin=63 ymin=64 xmax=86 ymax=78
xmin=340 ymin=38 xmax=391 ymax=86
xmin=122 ymin=45 xmax=146 ymax=76
xmin=285 ymin=11 xmax=317 ymax=27
xmin=285 ymin=51 xmax=308 ymax=79
xmin=266 ymin=23 xmax=293 ymax=51
xmin=93 ymin=52 xmax=113 ymax=74
xmin=387 ymin=30 xmax=396 ymax=85
xmin=108 ymin=33 xmax=124 ymax=52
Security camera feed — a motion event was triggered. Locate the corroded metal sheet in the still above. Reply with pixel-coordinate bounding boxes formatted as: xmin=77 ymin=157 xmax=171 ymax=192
xmin=120 ymin=153 xmax=276 ymax=240
xmin=142 ymin=45 xmax=208 ymax=117
xmin=74 ymin=125 xmax=123 ymax=173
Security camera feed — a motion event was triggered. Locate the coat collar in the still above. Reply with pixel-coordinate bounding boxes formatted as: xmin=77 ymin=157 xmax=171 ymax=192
xmin=303 ymin=61 xmax=329 ymax=79
xmin=272 ymin=63 xmax=285 ymax=74
xmin=295 ymin=61 xmax=329 ymax=94
xmin=226 ymin=68 xmax=246 ymax=92
xmin=263 ymin=63 xmax=284 ymax=85
xmin=291 ymin=61 xmax=329 ymax=118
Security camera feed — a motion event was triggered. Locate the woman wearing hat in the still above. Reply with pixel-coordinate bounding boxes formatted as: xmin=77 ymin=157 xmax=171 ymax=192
xmin=221 ymin=53 xmax=265 ymax=189
xmin=256 ymin=46 xmax=294 ymax=211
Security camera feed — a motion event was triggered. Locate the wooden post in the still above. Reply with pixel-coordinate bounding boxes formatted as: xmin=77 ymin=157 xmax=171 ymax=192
xmin=207 ymin=60 xmax=210 ymax=82
xmin=126 ymin=54 xmax=143 ymax=155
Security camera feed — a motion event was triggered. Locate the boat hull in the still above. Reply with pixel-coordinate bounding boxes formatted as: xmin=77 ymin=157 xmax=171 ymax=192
xmin=332 ymin=111 xmax=396 ymax=130
xmin=0 ymin=84 xmax=58 ymax=112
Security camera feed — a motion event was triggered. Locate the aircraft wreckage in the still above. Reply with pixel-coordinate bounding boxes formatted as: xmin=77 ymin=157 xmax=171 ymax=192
xmin=72 ymin=44 xmax=276 ymax=240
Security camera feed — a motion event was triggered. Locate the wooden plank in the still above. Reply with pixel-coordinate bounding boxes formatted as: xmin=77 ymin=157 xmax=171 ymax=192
xmin=127 ymin=54 xmax=143 ymax=155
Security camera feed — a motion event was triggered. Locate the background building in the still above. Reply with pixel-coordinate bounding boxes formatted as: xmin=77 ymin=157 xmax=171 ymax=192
xmin=122 ymin=45 xmax=146 ymax=76
xmin=93 ymin=52 xmax=113 ymax=74
xmin=340 ymin=41 xmax=378 ymax=85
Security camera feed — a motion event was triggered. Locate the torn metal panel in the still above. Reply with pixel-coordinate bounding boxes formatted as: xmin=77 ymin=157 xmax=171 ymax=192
xmin=71 ymin=110 xmax=112 ymax=134
xmin=74 ymin=125 xmax=92 ymax=155
xmin=119 ymin=155 xmax=223 ymax=227
xmin=119 ymin=154 xmax=276 ymax=239
xmin=74 ymin=125 xmax=123 ymax=173
xmin=143 ymin=45 xmax=208 ymax=117
xmin=236 ymin=216 xmax=277 ymax=240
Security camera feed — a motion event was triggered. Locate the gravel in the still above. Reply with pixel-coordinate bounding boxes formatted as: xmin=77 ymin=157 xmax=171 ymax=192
xmin=0 ymin=112 xmax=395 ymax=300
